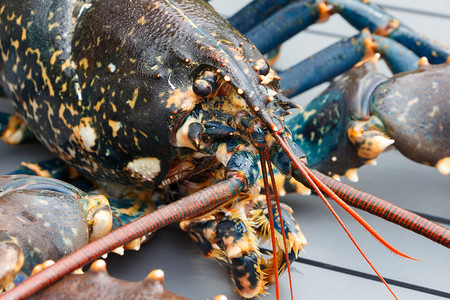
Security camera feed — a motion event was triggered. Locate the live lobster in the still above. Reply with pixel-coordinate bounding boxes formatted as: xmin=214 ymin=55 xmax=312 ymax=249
xmin=0 ymin=0 xmax=449 ymax=299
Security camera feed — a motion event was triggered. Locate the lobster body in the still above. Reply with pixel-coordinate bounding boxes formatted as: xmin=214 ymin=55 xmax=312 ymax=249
xmin=0 ymin=1 xmax=303 ymax=296
xmin=1 ymin=0 xmax=449 ymax=298
xmin=0 ymin=0 xmax=268 ymax=189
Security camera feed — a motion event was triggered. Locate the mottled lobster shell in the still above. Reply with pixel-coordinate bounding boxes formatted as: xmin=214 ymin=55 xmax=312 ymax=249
xmin=32 ymin=260 xmax=190 ymax=300
xmin=286 ymin=58 xmax=386 ymax=176
xmin=0 ymin=175 xmax=88 ymax=281
xmin=370 ymin=63 xmax=450 ymax=167
xmin=0 ymin=0 xmax=272 ymax=189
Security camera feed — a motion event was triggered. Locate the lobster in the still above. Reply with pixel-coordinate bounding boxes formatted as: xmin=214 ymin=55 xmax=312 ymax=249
xmin=0 ymin=0 xmax=448 ymax=298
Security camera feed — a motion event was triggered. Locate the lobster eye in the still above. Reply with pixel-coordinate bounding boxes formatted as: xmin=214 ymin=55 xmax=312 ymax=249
xmin=193 ymin=79 xmax=214 ymax=97
xmin=193 ymin=71 xmax=218 ymax=98
xmin=257 ymin=60 xmax=270 ymax=76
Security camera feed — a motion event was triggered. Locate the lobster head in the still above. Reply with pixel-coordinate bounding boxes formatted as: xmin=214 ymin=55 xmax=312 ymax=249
xmin=72 ymin=0 xmax=304 ymax=189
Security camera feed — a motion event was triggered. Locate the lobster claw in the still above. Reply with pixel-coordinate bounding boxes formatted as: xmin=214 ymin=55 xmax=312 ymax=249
xmin=0 ymin=175 xmax=113 ymax=289
xmin=370 ymin=63 xmax=450 ymax=175
xmin=285 ymin=56 xmax=390 ymax=178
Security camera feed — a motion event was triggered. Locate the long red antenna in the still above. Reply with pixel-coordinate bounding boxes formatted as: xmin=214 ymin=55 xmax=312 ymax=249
xmin=271 ymin=132 xmax=415 ymax=258
xmin=264 ymin=148 xmax=294 ymax=300
xmin=302 ymin=165 xmax=417 ymax=260
xmin=297 ymin=162 xmax=399 ymax=299
xmin=271 ymin=132 xmax=410 ymax=299
xmin=310 ymin=169 xmax=450 ymax=248
xmin=0 ymin=177 xmax=244 ymax=300
xmin=259 ymin=149 xmax=280 ymax=299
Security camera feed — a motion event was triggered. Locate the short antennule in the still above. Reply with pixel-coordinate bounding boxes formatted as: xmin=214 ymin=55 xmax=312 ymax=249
xmin=251 ymin=101 xmax=280 ymax=131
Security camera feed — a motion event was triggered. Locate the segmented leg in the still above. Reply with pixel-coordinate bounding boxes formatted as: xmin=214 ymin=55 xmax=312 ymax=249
xmin=229 ymin=0 xmax=449 ymax=97
xmin=228 ymin=0 xmax=299 ymax=34
xmin=180 ymin=189 xmax=306 ymax=298
xmin=0 ymin=113 xmax=35 ymax=145
xmin=327 ymin=0 xmax=450 ymax=64
xmin=231 ymin=0 xmax=449 ymax=62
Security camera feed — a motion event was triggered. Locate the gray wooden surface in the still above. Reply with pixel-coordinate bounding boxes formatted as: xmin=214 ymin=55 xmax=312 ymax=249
xmin=0 ymin=0 xmax=449 ymax=299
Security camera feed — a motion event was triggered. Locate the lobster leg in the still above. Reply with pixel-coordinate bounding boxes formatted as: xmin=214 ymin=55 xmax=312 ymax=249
xmin=327 ymin=0 xmax=450 ymax=64
xmin=228 ymin=0 xmax=301 ymax=34
xmin=242 ymin=0 xmax=325 ymax=55
xmin=372 ymin=34 xmax=421 ymax=73
xmin=230 ymin=0 xmax=449 ymax=64
xmin=226 ymin=0 xmax=449 ymax=99
xmin=278 ymin=30 xmax=375 ymax=97
xmin=272 ymin=31 xmax=421 ymax=97
xmin=228 ymin=4 xmax=424 ymax=96
xmin=0 ymin=112 xmax=35 ymax=145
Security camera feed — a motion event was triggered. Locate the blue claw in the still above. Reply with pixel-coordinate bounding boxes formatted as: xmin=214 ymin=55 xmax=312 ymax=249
xmin=370 ymin=62 xmax=450 ymax=172
xmin=284 ymin=56 xmax=392 ymax=177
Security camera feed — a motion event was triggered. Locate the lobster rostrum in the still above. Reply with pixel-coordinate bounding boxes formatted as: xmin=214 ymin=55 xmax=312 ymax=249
xmin=0 ymin=0 xmax=449 ymax=299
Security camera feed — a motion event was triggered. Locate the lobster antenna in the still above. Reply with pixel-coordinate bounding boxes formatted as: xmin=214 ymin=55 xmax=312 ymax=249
xmin=271 ymin=132 xmax=416 ymax=259
xmin=0 ymin=178 xmax=245 ymax=299
xmin=311 ymin=169 xmax=450 ymax=248
xmin=302 ymin=165 xmax=417 ymax=260
xmin=270 ymin=132 xmax=412 ymax=298
xmin=264 ymin=148 xmax=294 ymax=300
xmin=258 ymin=149 xmax=280 ymax=299
xmin=299 ymin=163 xmax=399 ymax=300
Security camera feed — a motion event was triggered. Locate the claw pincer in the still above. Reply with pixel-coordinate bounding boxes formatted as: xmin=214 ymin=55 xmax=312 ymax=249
xmin=370 ymin=63 xmax=450 ymax=173
xmin=286 ymin=57 xmax=449 ymax=179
